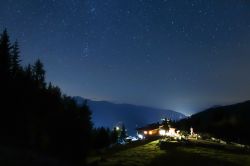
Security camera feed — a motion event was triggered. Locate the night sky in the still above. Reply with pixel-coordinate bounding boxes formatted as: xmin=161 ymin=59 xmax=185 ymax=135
xmin=1 ymin=0 xmax=250 ymax=115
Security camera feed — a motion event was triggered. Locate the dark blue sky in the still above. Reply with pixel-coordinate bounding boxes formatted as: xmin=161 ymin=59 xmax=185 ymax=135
xmin=1 ymin=0 xmax=250 ymax=115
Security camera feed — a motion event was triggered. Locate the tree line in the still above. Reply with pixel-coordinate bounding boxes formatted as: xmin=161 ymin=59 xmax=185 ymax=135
xmin=92 ymin=124 xmax=127 ymax=150
xmin=0 ymin=29 xmax=125 ymax=165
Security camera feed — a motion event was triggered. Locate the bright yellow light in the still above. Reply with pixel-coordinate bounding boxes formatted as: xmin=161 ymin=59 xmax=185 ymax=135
xmin=116 ymin=126 xmax=120 ymax=130
xmin=149 ymin=131 xmax=153 ymax=135
xmin=159 ymin=129 xmax=166 ymax=136
xmin=144 ymin=131 xmax=148 ymax=134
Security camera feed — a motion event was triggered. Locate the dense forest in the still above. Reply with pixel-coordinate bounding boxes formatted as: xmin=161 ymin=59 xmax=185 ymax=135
xmin=0 ymin=29 xmax=124 ymax=165
xmin=175 ymin=101 xmax=250 ymax=145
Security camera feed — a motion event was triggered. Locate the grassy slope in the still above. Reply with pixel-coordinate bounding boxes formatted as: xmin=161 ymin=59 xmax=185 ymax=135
xmin=89 ymin=140 xmax=250 ymax=166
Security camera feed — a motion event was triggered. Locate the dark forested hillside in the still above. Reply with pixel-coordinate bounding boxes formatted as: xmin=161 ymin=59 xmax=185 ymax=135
xmin=176 ymin=101 xmax=250 ymax=145
xmin=0 ymin=29 xmax=92 ymax=165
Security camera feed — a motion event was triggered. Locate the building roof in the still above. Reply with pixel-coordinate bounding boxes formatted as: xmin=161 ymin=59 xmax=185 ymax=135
xmin=136 ymin=123 xmax=161 ymax=131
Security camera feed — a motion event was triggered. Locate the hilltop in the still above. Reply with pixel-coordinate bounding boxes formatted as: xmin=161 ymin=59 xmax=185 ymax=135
xmin=176 ymin=100 xmax=250 ymax=145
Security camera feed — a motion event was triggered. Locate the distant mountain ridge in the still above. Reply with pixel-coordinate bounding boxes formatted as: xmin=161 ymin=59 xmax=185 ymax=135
xmin=176 ymin=100 xmax=250 ymax=145
xmin=73 ymin=96 xmax=186 ymax=135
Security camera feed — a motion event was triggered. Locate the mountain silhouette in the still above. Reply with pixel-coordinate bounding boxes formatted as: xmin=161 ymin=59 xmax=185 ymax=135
xmin=176 ymin=100 xmax=250 ymax=145
xmin=73 ymin=96 xmax=186 ymax=135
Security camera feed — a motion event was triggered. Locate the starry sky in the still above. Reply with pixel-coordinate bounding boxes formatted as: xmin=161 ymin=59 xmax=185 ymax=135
xmin=1 ymin=0 xmax=250 ymax=115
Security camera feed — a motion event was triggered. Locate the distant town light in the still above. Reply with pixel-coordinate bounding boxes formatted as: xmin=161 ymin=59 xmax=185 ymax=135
xmin=116 ymin=126 xmax=120 ymax=130
xmin=144 ymin=131 xmax=148 ymax=134
xmin=138 ymin=134 xmax=143 ymax=139
xmin=149 ymin=131 xmax=153 ymax=135
xmin=159 ymin=129 xmax=166 ymax=136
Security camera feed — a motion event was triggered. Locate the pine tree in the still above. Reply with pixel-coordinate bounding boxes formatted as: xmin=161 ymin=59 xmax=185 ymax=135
xmin=25 ymin=64 xmax=33 ymax=80
xmin=10 ymin=40 xmax=21 ymax=76
xmin=119 ymin=124 xmax=127 ymax=142
xmin=33 ymin=59 xmax=45 ymax=88
xmin=0 ymin=29 xmax=11 ymax=76
xmin=111 ymin=127 xmax=118 ymax=144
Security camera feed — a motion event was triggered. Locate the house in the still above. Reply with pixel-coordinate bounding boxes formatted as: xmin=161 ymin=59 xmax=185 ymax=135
xmin=136 ymin=121 xmax=180 ymax=138
xmin=136 ymin=123 xmax=163 ymax=137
